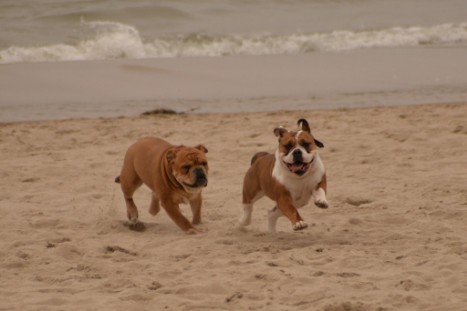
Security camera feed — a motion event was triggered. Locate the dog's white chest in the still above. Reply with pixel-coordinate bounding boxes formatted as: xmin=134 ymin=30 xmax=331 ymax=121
xmin=285 ymin=179 xmax=314 ymax=208
xmin=272 ymin=152 xmax=325 ymax=208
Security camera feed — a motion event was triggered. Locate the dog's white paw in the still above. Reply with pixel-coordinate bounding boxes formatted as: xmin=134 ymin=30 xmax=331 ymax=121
xmin=129 ymin=215 xmax=139 ymax=225
xmin=315 ymin=199 xmax=329 ymax=209
xmin=238 ymin=216 xmax=251 ymax=227
xmin=313 ymin=188 xmax=329 ymax=209
xmin=292 ymin=221 xmax=308 ymax=231
xmin=238 ymin=204 xmax=253 ymax=227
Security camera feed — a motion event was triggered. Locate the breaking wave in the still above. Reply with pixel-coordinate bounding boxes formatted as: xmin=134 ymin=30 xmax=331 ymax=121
xmin=1 ymin=21 xmax=467 ymax=63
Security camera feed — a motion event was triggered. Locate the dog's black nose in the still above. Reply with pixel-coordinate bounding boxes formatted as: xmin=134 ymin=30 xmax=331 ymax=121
xmin=194 ymin=167 xmax=205 ymax=177
xmin=194 ymin=168 xmax=208 ymax=187
xmin=292 ymin=149 xmax=303 ymax=163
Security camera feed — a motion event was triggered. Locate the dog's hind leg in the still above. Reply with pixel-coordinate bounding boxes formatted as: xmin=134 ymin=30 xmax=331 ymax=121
xmin=267 ymin=206 xmax=283 ymax=233
xmin=238 ymin=203 xmax=253 ymax=228
xmin=119 ymin=171 xmax=142 ymax=225
xmin=239 ymin=171 xmax=264 ymax=229
xmin=124 ymin=197 xmax=139 ymax=225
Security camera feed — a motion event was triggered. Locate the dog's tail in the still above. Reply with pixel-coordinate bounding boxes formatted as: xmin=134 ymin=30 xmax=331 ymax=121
xmin=114 ymin=176 xmax=121 ymax=183
xmin=250 ymin=152 xmax=269 ymax=166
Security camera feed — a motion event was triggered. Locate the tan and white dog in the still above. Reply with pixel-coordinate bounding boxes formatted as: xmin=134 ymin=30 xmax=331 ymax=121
xmin=115 ymin=137 xmax=208 ymax=233
xmin=238 ymin=119 xmax=328 ymax=232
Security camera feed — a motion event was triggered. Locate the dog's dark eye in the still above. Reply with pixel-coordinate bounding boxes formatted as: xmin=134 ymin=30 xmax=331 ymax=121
xmin=301 ymin=142 xmax=310 ymax=149
xmin=201 ymin=161 xmax=208 ymax=167
xmin=284 ymin=142 xmax=293 ymax=150
xmin=181 ymin=164 xmax=191 ymax=172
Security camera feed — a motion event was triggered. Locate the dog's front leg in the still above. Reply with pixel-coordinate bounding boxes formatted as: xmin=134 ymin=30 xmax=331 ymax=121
xmin=162 ymin=201 xmax=199 ymax=233
xmin=148 ymin=192 xmax=161 ymax=216
xmin=276 ymin=196 xmax=307 ymax=231
xmin=189 ymin=194 xmax=202 ymax=225
xmin=313 ymin=174 xmax=329 ymax=209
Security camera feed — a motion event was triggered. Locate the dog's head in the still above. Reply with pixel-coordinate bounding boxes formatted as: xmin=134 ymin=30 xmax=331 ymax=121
xmin=273 ymin=119 xmax=324 ymax=176
xmin=167 ymin=144 xmax=209 ymax=191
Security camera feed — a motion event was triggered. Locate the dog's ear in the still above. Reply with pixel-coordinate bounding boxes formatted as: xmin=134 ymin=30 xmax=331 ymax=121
xmin=314 ymin=139 xmax=324 ymax=148
xmin=166 ymin=146 xmax=180 ymax=162
xmin=297 ymin=118 xmax=311 ymax=133
xmin=273 ymin=127 xmax=287 ymax=138
xmin=194 ymin=144 xmax=208 ymax=154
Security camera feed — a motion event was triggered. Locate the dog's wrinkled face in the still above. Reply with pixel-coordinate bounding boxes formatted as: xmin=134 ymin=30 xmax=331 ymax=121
xmin=274 ymin=119 xmax=323 ymax=176
xmin=167 ymin=145 xmax=209 ymax=191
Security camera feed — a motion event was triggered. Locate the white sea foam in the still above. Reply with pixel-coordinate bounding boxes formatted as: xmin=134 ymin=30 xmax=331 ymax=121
xmin=1 ymin=21 xmax=466 ymax=63
xmin=0 ymin=21 xmax=149 ymax=63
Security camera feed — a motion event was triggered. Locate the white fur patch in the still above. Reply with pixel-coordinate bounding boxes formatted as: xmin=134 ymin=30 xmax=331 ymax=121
xmin=313 ymin=187 xmax=329 ymax=208
xmin=267 ymin=206 xmax=282 ymax=233
xmin=129 ymin=215 xmax=138 ymax=224
xmin=272 ymin=150 xmax=325 ymax=208
xmin=238 ymin=204 xmax=253 ymax=227
xmin=282 ymin=145 xmax=314 ymax=165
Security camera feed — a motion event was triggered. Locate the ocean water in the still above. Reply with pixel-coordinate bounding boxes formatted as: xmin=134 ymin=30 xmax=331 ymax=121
xmin=1 ymin=0 xmax=467 ymax=63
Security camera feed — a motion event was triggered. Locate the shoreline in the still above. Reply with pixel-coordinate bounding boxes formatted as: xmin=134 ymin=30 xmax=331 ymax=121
xmin=1 ymin=101 xmax=466 ymax=126
xmin=1 ymin=46 xmax=467 ymax=123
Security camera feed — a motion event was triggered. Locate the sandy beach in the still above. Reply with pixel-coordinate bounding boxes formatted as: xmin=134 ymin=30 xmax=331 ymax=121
xmin=1 ymin=102 xmax=466 ymax=310
xmin=2 ymin=1 xmax=467 ymax=309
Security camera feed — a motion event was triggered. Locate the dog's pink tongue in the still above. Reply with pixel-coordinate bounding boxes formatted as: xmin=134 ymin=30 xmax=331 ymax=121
xmin=290 ymin=163 xmax=303 ymax=173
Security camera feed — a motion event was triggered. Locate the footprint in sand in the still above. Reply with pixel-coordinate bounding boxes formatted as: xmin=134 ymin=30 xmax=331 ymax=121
xmin=30 ymin=218 xmax=61 ymax=229
xmin=345 ymin=197 xmax=373 ymax=207
xmin=105 ymin=245 xmax=137 ymax=256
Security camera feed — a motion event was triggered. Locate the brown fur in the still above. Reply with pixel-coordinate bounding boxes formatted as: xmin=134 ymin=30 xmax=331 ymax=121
xmin=240 ymin=119 xmax=327 ymax=231
xmin=243 ymin=153 xmax=305 ymax=225
xmin=116 ymin=137 xmax=208 ymax=233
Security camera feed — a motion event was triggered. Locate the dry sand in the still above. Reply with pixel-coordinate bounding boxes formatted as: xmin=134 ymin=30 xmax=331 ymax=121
xmin=1 ymin=103 xmax=466 ymax=310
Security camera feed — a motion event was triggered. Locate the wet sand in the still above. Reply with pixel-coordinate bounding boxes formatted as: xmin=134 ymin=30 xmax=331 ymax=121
xmin=1 ymin=46 xmax=467 ymax=122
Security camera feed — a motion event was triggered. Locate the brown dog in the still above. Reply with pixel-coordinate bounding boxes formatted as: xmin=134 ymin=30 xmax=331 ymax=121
xmin=238 ymin=119 xmax=328 ymax=232
xmin=115 ymin=137 xmax=208 ymax=233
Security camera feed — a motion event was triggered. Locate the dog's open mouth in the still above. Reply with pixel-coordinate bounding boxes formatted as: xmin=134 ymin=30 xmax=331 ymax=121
xmin=284 ymin=160 xmax=312 ymax=176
